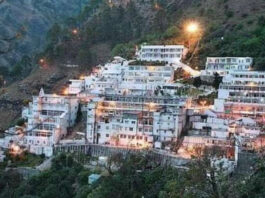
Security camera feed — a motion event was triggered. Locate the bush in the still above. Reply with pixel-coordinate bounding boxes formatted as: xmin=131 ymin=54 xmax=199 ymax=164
xmin=16 ymin=118 xmax=26 ymax=127
xmin=225 ymin=10 xmax=234 ymax=18
xmin=111 ymin=43 xmax=135 ymax=59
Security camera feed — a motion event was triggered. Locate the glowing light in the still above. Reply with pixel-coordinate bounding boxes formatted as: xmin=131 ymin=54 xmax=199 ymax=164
xmin=186 ymin=22 xmax=199 ymax=33
xmin=80 ymin=75 xmax=85 ymax=80
xmin=148 ymin=66 xmax=156 ymax=71
xmin=249 ymin=82 xmax=256 ymax=87
xmin=10 ymin=144 xmax=22 ymax=155
xmin=39 ymin=58 xmax=45 ymax=64
xmin=200 ymin=100 xmax=207 ymax=106
xmin=72 ymin=29 xmax=78 ymax=35
xmin=154 ymin=3 xmax=160 ymax=10
xmin=109 ymin=101 xmax=116 ymax=107
xmin=63 ymin=88 xmax=68 ymax=95
xmin=149 ymin=102 xmax=156 ymax=108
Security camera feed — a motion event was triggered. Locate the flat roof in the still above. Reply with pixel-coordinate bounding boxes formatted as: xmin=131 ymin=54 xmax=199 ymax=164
xmin=141 ymin=45 xmax=184 ymax=48
xmin=207 ymin=57 xmax=252 ymax=59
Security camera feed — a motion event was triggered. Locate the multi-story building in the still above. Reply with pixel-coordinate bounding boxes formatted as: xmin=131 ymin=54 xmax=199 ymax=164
xmin=86 ymin=94 xmax=191 ymax=148
xmin=202 ymin=57 xmax=253 ymax=76
xmin=214 ymin=71 xmax=265 ymax=123
xmin=68 ymin=79 xmax=85 ymax=95
xmin=136 ymin=45 xmax=186 ymax=63
xmin=61 ymin=55 xmax=190 ymax=148
xmin=120 ymin=63 xmax=175 ymax=94
xmin=80 ymin=58 xmax=175 ymax=96
xmin=22 ymin=88 xmax=79 ymax=156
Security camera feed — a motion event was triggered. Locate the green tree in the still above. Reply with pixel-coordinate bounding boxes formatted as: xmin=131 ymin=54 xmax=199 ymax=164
xmin=111 ymin=43 xmax=135 ymax=59
xmin=213 ymin=72 xmax=222 ymax=90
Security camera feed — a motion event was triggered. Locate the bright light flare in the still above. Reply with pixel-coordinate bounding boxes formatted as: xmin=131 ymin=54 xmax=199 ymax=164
xmin=186 ymin=22 xmax=199 ymax=33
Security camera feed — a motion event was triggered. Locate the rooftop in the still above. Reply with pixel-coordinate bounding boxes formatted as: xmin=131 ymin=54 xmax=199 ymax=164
xmin=141 ymin=45 xmax=184 ymax=48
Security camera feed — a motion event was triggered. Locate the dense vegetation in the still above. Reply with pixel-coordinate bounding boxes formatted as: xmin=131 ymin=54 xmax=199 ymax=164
xmin=2 ymin=0 xmax=265 ymax=86
xmin=0 ymin=152 xmax=265 ymax=198
xmin=39 ymin=0 xmax=265 ymax=70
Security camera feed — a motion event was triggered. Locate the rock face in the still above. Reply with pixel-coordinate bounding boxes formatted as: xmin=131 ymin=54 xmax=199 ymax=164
xmin=0 ymin=0 xmax=89 ymax=68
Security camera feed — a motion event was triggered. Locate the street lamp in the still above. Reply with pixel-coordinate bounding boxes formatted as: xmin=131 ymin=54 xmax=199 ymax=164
xmin=186 ymin=22 xmax=199 ymax=34
xmin=186 ymin=22 xmax=200 ymax=48
xmin=185 ymin=21 xmax=202 ymax=65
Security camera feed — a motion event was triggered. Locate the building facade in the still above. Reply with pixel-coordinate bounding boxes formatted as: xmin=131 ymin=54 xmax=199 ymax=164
xmin=22 ymin=89 xmax=79 ymax=156
xmin=202 ymin=57 xmax=253 ymax=76
xmin=136 ymin=45 xmax=186 ymax=63
xmin=214 ymin=71 xmax=265 ymax=123
xmin=86 ymin=95 xmax=190 ymax=148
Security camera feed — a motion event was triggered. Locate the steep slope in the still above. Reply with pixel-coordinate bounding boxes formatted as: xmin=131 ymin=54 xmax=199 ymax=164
xmin=41 ymin=0 xmax=265 ymax=68
xmin=0 ymin=0 xmax=90 ymax=68
xmin=1 ymin=0 xmax=265 ymax=130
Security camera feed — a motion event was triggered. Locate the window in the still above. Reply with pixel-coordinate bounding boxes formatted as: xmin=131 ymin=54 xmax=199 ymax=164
xmin=129 ymin=127 xmax=133 ymax=131
xmin=106 ymin=134 xmax=109 ymax=137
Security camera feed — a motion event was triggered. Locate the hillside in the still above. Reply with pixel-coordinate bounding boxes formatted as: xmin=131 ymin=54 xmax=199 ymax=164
xmin=1 ymin=0 xmax=265 ymax=130
xmin=38 ymin=0 xmax=265 ymax=69
xmin=0 ymin=0 xmax=90 ymax=69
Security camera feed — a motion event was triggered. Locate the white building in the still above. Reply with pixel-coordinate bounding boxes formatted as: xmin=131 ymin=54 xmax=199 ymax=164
xmin=68 ymin=79 xmax=85 ymax=95
xmin=86 ymin=95 xmax=190 ymax=148
xmin=78 ymin=57 xmax=176 ymax=96
xmin=22 ymin=88 xmax=79 ymax=156
xmin=214 ymin=71 xmax=265 ymax=123
xmin=120 ymin=63 xmax=175 ymax=95
xmin=75 ymin=56 xmax=192 ymax=148
xmin=202 ymin=57 xmax=253 ymax=76
xmin=136 ymin=45 xmax=186 ymax=63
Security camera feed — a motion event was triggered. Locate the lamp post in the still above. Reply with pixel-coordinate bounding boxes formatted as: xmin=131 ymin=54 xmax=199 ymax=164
xmin=185 ymin=21 xmax=202 ymax=65
xmin=186 ymin=22 xmax=199 ymax=49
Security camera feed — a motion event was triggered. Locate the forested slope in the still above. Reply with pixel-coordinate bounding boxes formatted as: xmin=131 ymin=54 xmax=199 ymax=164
xmin=1 ymin=0 xmax=265 ymax=129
